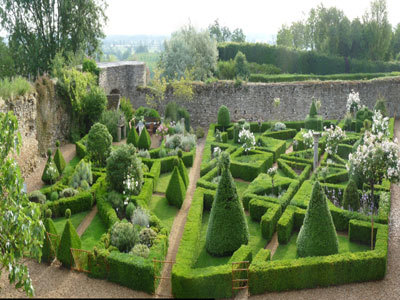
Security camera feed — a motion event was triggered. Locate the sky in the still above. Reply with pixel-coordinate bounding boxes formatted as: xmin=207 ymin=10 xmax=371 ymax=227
xmin=104 ymin=0 xmax=400 ymax=42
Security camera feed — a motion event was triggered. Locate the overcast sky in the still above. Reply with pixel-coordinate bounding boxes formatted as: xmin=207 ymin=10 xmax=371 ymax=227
xmin=105 ymin=0 xmax=400 ymax=41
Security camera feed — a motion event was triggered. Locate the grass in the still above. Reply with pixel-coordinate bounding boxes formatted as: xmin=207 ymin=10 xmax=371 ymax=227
xmin=272 ymin=231 xmax=370 ymax=260
xmin=155 ymin=172 xmax=172 ymax=194
xmin=53 ymin=211 xmax=89 ymax=235
xmin=234 ymin=179 xmax=250 ymax=200
xmin=0 ymin=76 xmax=33 ymax=100
xmin=67 ymin=156 xmax=81 ymax=169
xmin=80 ymin=214 xmax=107 ymax=250
xmin=234 ymin=153 xmax=268 ymax=163
xmin=194 ymin=211 xmax=267 ymax=268
xmin=148 ymin=195 xmax=179 ymax=231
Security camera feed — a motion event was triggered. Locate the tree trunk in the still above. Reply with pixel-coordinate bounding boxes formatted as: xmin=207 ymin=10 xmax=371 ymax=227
xmin=370 ymin=182 xmax=375 ymax=250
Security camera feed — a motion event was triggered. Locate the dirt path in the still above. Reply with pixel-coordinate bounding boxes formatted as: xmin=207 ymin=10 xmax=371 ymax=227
xmin=25 ymin=143 xmax=76 ymax=193
xmin=247 ymin=119 xmax=400 ymax=300
xmin=76 ymin=206 xmax=98 ymax=237
xmin=155 ymin=137 xmax=206 ymax=298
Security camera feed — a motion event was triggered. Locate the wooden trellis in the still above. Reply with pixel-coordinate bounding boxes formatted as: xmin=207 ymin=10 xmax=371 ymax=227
xmin=153 ymin=259 xmax=175 ymax=298
xmin=70 ymin=248 xmax=91 ymax=273
xmin=232 ymin=261 xmax=249 ymax=296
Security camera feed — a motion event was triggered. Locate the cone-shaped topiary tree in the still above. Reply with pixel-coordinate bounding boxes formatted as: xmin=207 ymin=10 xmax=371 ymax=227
xmin=206 ymin=152 xmax=249 ymax=256
xmin=309 ymin=100 xmax=318 ymax=117
xmin=177 ymin=150 xmax=189 ymax=188
xmin=42 ymin=209 xmax=58 ymax=263
xmin=138 ymin=127 xmax=151 ymax=150
xmin=57 ymin=209 xmax=81 ymax=268
xmin=343 ymin=179 xmax=360 ymax=211
xmin=42 ymin=149 xmax=60 ymax=184
xmin=166 ymin=165 xmax=186 ymax=208
xmin=127 ymin=126 xmax=139 ymax=147
xmin=53 ymin=141 xmax=66 ymax=174
xmin=297 ymin=181 xmax=339 ymax=257
xmin=217 ymin=105 xmax=230 ymax=130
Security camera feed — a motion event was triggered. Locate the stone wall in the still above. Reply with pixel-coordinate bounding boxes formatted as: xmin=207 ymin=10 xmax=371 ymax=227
xmin=131 ymin=77 xmax=400 ymax=127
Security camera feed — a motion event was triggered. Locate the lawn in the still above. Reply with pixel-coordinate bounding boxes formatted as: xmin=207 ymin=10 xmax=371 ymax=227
xmin=67 ymin=156 xmax=81 ymax=169
xmin=53 ymin=211 xmax=89 ymax=235
xmin=194 ymin=211 xmax=267 ymax=268
xmin=80 ymin=214 xmax=108 ymax=250
xmin=155 ymin=172 xmax=172 ymax=194
xmin=234 ymin=179 xmax=250 ymax=200
xmin=272 ymin=231 xmax=370 ymax=260
xmin=148 ymin=195 xmax=179 ymax=231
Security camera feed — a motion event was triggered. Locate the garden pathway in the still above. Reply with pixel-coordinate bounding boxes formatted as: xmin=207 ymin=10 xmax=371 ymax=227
xmin=242 ymin=119 xmax=400 ymax=300
xmin=155 ymin=136 xmax=206 ymax=298
xmin=76 ymin=206 xmax=98 ymax=237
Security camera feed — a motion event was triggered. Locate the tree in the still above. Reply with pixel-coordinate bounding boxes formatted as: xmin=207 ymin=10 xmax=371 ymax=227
xmin=87 ymin=123 xmax=112 ymax=167
xmin=0 ymin=112 xmax=44 ymax=296
xmin=208 ymin=19 xmax=231 ymax=43
xmin=276 ymin=25 xmax=293 ymax=48
xmin=350 ymin=18 xmax=366 ymax=59
xmin=234 ymin=51 xmax=250 ymax=79
xmin=166 ymin=165 xmax=186 ymax=208
xmin=0 ymin=37 xmax=15 ymax=78
xmin=217 ymin=105 xmax=231 ymax=130
xmin=291 ymin=21 xmax=308 ymax=50
xmin=159 ymin=23 xmax=218 ymax=80
xmin=296 ymin=181 xmax=339 ymax=257
xmin=391 ymin=24 xmax=400 ymax=59
xmin=231 ymin=28 xmax=246 ymax=42
xmin=343 ymin=179 xmax=360 ymax=211
xmin=57 ymin=210 xmax=81 ymax=268
xmin=0 ymin=0 xmax=108 ymax=76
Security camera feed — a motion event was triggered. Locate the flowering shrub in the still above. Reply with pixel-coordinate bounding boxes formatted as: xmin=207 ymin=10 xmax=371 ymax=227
xmin=238 ymin=129 xmax=256 ymax=153
xmin=323 ymin=125 xmax=345 ymax=155
xmin=372 ymin=110 xmax=389 ymax=138
xmin=273 ymin=97 xmax=280 ymax=108
xmin=302 ymin=130 xmax=314 ymax=149
xmin=273 ymin=122 xmax=286 ymax=131
xmin=212 ymin=146 xmax=221 ymax=159
xmin=346 ymin=89 xmax=361 ymax=114
xmin=123 ymin=173 xmax=140 ymax=198
xmin=267 ymin=166 xmax=277 ymax=188
xmin=156 ymin=123 xmax=169 ymax=139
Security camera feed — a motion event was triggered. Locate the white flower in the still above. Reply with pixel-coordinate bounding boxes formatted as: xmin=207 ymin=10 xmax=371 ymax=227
xmin=372 ymin=110 xmax=389 ymax=138
xmin=346 ymin=90 xmax=361 ymax=113
xmin=238 ymin=129 xmax=256 ymax=153
xmin=302 ymin=130 xmax=314 ymax=149
xmin=323 ymin=125 xmax=345 ymax=156
xmin=267 ymin=166 xmax=278 ymax=176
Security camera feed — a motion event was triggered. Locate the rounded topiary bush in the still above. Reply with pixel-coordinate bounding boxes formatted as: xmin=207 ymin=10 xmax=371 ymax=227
xmin=131 ymin=207 xmax=150 ymax=227
xmin=296 ymin=181 xmax=339 ymax=258
xmin=28 ymin=190 xmax=46 ymax=204
xmin=106 ymin=144 xmax=143 ymax=193
xmin=87 ymin=122 xmax=112 ymax=167
xmin=343 ymin=179 xmax=360 ymax=211
xmin=50 ymin=191 xmax=59 ymax=201
xmin=139 ymin=227 xmax=157 ymax=247
xmin=82 ymin=86 xmax=107 ymax=127
xmin=205 ymin=152 xmax=249 ymax=256
xmin=374 ymin=97 xmax=388 ymax=117
xmin=217 ymin=105 xmax=230 ymax=130
xmin=138 ymin=127 xmax=151 ymax=150
xmin=166 ymin=166 xmax=186 ymax=208
xmin=57 ymin=215 xmax=81 ymax=267
xmin=130 ymin=244 xmax=150 ymax=258
xmin=125 ymin=202 xmax=136 ymax=220
xmin=110 ymin=221 xmax=138 ymax=253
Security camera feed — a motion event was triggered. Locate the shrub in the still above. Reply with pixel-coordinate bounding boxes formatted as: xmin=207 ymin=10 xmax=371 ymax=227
xmin=166 ymin=166 xmax=186 ymax=208
xmin=125 ymin=202 xmax=136 ymax=220
xmin=127 ymin=127 xmax=139 ymax=147
xmin=53 ymin=142 xmax=66 ymax=174
xmin=343 ymin=179 xmax=360 ymax=211
xmin=131 ymin=207 xmax=150 ymax=227
xmin=28 ymin=190 xmax=46 ymax=204
xmin=234 ymin=51 xmax=250 ymax=79
xmin=206 ymin=152 xmax=249 ymax=256
xmin=135 ymin=106 xmax=160 ymax=121
xmin=296 ymin=181 xmax=339 ymax=257
xmin=82 ymin=58 xmax=100 ymax=78
xmin=120 ymin=97 xmax=135 ymax=122
xmin=138 ymin=128 xmax=151 ymax=150
xmin=56 ymin=217 xmax=81 ymax=268
xmin=129 ymin=244 xmax=150 ymax=258
xmin=99 ymin=110 xmax=125 ymax=141
xmin=0 ymin=76 xmax=33 ymax=100
xmin=69 ymin=159 xmax=93 ymax=190
xmin=374 ymin=97 xmax=388 ymax=117
xmin=108 ymin=191 xmax=124 ymax=214
xmin=42 ymin=151 xmax=60 ymax=184
xmin=273 ymin=122 xmax=286 ymax=131
xmin=139 ymin=228 xmax=157 ymax=247
xmin=87 ymin=123 xmax=112 ymax=166
xmin=50 ymin=191 xmax=59 ymax=201
xmin=177 ymin=107 xmax=191 ymax=132
xmin=59 ymin=188 xmax=79 ymax=198
xmin=137 ymin=149 xmax=150 ymax=159
xmin=217 ymin=60 xmax=236 ymax=79
xmin=42 ymin=212 xmax=58 ymax=263
xmin=180 ymin=134 xmax=196 ymax=152
xmin=82 ymin=86 xmax=107 ymax=128
xmin=196 ymin=127 xmax=205 ymax=139
xmin=248 ymin=62 xmax=281 ymax=74
xmin=106 ymin=144 xmax=143 ymax=193
xmin=110 ymin=221 xmax=138 ymax=253
xmin=177 ymin=153 xmax=189 ymax=188
xmin=217 ymin=105 xmax=230 ymax=129
xmin=165 ymin=101 xmax=178 ymax=122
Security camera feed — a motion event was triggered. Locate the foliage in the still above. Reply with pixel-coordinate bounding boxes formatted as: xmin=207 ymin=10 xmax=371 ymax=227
xmin=234 ymin=51 xmax=250 ymax=79
xmin=159 ymin=23 xmax=218 ymax=80
xmin=208 ymin=19 xmax=246 ymax=43
xmin=56 ymin=219 xmax=81 ymax=268
xmin=171 ymin=69 xmax=195 ymax=102
xmin=145 ymin=68 xmax=167 ymax=107
xmin=110 ymin=221 xmax=138 ymax=253
xmin=165 ymin=101 xmax=178 ymax=122
xmin=125 ymin=202 xmax=136 ymax=221
xmin=127 ymin=127 xmax=139 ymax=147
xmin=131 ymin=207 xmax=150 ymax=228
xmin=216 ymin=60 xmax=236 ymax=79
xmin=69 ymin=159 xmax=92 ymax=190
xmin=196 ymin=127 xmax=205 ymax=138
xmin=50 ymin=191 xmax=59 ymax=201
xmin=0 ymin=77 xmax=33 ymax=100
xmin=166 ymin=166 xmax=186 ymax=208
xmin=129 ymin=244 xmax=150 ymax=258
xmin=323 ymin=125 xmax=345 ymax=155
xmin=273 ymin=122 xmax=286 ymax=131
xmin=107 ymin=191 xmax=124 ymax=215
xmin=82 ymin=86 xmax=107 ymax=129
xmin=106 ymin=144 xmax=143 ymax=193
xmin=205 ymin=153 xmax=249 ymax=256
xmin=99 ymin=109 xmax=125 ymax=142
xmin=135 ymin=106 xmax=161 ymax=121
xmin=42 ymin=156 xmax=60 ymax=185
xmin=138 ymin=128 xmax=151 ymax=150
xmin=0 ymin=0 xmax=107 ymax=76
xmin=217 ymin=105 xmax=230 ymax=129
xmin=87 ymin=123 xmax=112 ymax=166
xmin=177 ymin=107 xmax=191 ymax=132
xmin=238 ymin=129 xmax=256 ymax=153
xmin=374 ymin=96 xmax=388 ymax=117
xmin=309 ymin=100 xmax=318 ymax=117
xmin=59 ymin=188 xmax=78 ymax=198
xmin=343 ymin=179 xmax=360 ymax=211
xmin=53 ymin=145 xmax=66 ymax=174
xmin=371 ymin=110 xmax=389 ymax=137
xmin=28 ymin=190 xmax=46 ymax=204
xmin=296 ymin=181 xmax=339 ymax=257
xmin=42 ymin=216 xmax=58 ymax=263
xmin=177 ymin=156 xmax=189 ymax=188
xmin=248 ymin=62 xmax=282 ymax=75
xmin=120 ymin=97 xmax=135 ymax=122
xmin=0 ymin=37 xmax=15 ymax=78
xmin=346 ymin=90 xmax=361 ymax=115
xmin=165 ymin=133 xmax=196 ymax=152
xmin=139 ymin=228 xmax=157 ymax=247
xmin=82 ymin=58 xmax=100 ymax=78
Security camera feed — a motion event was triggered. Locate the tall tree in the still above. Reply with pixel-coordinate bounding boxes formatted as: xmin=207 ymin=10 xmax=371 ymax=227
xmin=291 ymin=21 xmax=307 ymax=49
xmin=208 ymin=19 xmax=231 ymax=43
xmin=231 ymin=28 xmax=246 ymax=42
xmin=390 ymin=24 xmax=400 ymax=59
xmin=0 ymin=37 xmax=14 ymax=78
xmin=0 ymin=0 xmax=108 ymax=76
xmin=350 ymin=18 xmax=366 ymax=59
xmin=276 ymin=25 xmax=293 ymax=48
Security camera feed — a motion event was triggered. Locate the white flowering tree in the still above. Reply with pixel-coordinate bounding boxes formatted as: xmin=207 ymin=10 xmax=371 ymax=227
xmin=372 ymin=110 xmax=389 ymax=138
xmin=267 ymin=166 xmax=278 ymax=189
xmin=323 ymin=125 xmax=346 ymax=156
xmin=346 ymin=89 xmax=361 ymax=117
xmin=347 ymin=131 xmax=400 ymax=249
xmin=0 ymin=112 xmax=45 ymax=296
xmin=302 ymin=129 xmax=314 ymax=149
xmin=238 ymin=128 xmax=255 ymax=154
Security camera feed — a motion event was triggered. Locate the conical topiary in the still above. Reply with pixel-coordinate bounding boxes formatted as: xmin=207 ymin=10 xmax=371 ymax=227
xmin=57 ymin=210 xmax=82 ymax=268
xmin=166 ymin=166 xmax=186 ymax=208
xmin=177 ymin=150 xmax=189 ymax=188
xmin=138 ymin=127 xmax=151 ymax=150
xmin=217 ymin=105 xmax=230 ymax=130
xmin=205 ymin=152 xmax=249 ymax=256
xmin=42 ymin=209 xmax=58 ymax=263
xmin=343 ymin=179 xmax=360 ymax=211
xmin=42 ymin=149 xmax=60 ymax=184
xmin=309 ymin=100 xmax=317 ymax=117
xmin=127 ymin=126 xmax=139 ymax=147
xmin=296 ymin=181 xmax=338 ymax=257
xmin=53 ymin=141 xmax=66 ymax=173
xmin=374 ymin=97 xmax=388 ymax=117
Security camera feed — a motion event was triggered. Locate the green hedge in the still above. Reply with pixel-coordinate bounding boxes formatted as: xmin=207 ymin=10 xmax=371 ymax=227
xmin=256 ymin=137 xmax=286 ymax=161
xmin=263 ymin=128 xmax=297 ymax=140
xmin=249 ymin=223 xmax=388 ymax=294
xmin=144 ymin=160 xmax=161 ymax=190
xmin=277 ymin=159 xmax=312 ymax=184
xmin=249 ymin=199 xmax=281 ymax=240
xmin=277 ymin=205 xmax=306 ymax=244
xmin=142 ymin=148 xmax=195 ymax=173
xmin=95 ymin=179 xmax=118 ymax=229
xmin=280 ymin=148 xmax=321 ymax=165
xmin=230 ymin=148 xmax=274 ymax=181
xmin=284 ymin=121 xmax=305 ymax=131
xmin=75 ymin=134 xmax=88 ymax=159
xmin=349 ymin=219 xmax=378 ymax=246
xmin=44 ymin=191 xmax=93 ymax=218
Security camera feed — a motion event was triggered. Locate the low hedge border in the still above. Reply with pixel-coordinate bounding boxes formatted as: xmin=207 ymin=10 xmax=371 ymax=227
xmin=256 ymin=137 xmax=286 ymax=161
xmin=280 ymin=148 xmax=322 ymax=166
xmin=277 ymin=205 xmax=306 ymax=244
xmin=277 ymin=159 xmax=312 ymax=183
xmin=249 ymin=199 xmax=281 ymax=241
xmin=142 ymin=147 xmax=195 ymax=173
xmin=292 ymin=129 xmax=327 ymax=151
xmin=44 ymin=191 xmax=94 ymax=218
xmin=262 ymin=128 xmax=297 ymax=140
xmin=283 ymin=121 xmax=305 ymax=132
xmin=311 ymin=166 xmax=349 ymax=184
xmin=144 ymin=160 xmax=161 ymax=190
xmin=230 ymin=148 xmax=274 ymax=181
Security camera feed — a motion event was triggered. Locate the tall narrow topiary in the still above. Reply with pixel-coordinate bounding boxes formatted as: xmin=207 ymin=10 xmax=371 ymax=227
xmin=206 ymin=152 xmax=249 ymax=256
xmin=42 ymin=149 xmax=60 ymax=184
xmin=42 ymin=209 xmax=58 ymax=263
xmin=305 ymin=100 xmax=323 ymax=131
xmin=138 ymin=127 xmax=151 ymax=150
xmin=296 ymin=181 xmax=338 ymax=257
xmin=166 ymin=165 xmax=186 ymax=208
xmin=343 ymin=179 xmax=360 ymax=211
xmin=87 ymin=122 xmax=112 ymax=167
xmin=127 ymin=126 xmax=139 ymax=147
xmin=53 ymin=141 xmax=66 ymax=173
xmin=217 ymin=105 xmax=230 ymax=131
xmin=177 ymin=150 xmax=189 ymax=188
xmin=57 ymin=209 xmax=82 ymax=268
xmin=309 ymin=100 xmax=318 ymax=117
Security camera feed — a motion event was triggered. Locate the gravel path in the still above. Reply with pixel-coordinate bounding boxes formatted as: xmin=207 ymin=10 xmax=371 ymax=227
xmin=155 ymin=137 xmax=206 ymax=298
xmin=76 ymin=206 xmax=98 ymax=237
